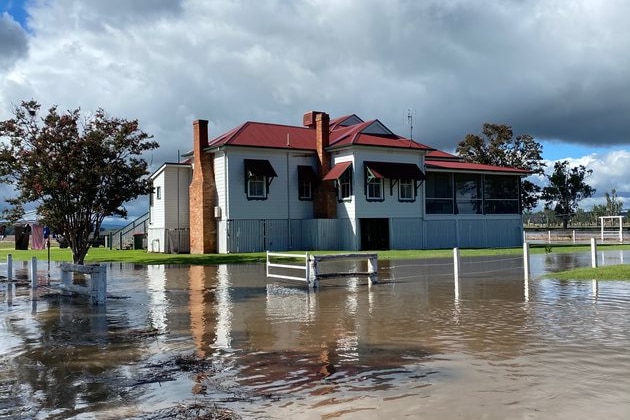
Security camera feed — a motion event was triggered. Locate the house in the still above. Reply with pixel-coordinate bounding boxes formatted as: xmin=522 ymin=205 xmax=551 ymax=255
xmin=147 ymin=162 xmax=192 ymax=253
xmin=147 ymin=111 xmax=530 ymax=254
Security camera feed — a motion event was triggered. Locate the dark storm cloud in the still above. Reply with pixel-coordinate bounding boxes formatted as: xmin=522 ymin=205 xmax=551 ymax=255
xmin=0 ymin=13 xmax=28 ymax=70
xmin=3 ymin=0 xmax=630 ymax=162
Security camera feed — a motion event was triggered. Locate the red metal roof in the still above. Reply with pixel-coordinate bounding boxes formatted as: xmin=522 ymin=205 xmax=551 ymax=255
xmin=329 ymin=121 xmax=433 ymax=151
xmin=425 ymin=160 xmax=531 ymax=175
xmin=322 ymin=161 xmax=352 ymax=180
xmin=205 ymin=116 xmax=434 ymax=152
xmin=426 ymin=150 xmax=459 ymax=160
xmin=207 ymin=121 xmax=315 ymax=150
xmin=201 ymin=114 xmax=526 ymax=176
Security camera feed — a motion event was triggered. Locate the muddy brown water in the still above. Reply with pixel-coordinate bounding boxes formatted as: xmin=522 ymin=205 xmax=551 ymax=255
xmin=1 ymin=251 xmax=630 ymax=419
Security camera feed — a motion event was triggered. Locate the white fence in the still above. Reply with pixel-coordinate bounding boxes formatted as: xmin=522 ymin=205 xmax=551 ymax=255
xmin=2 ymin=255 xmax=107 ymax=305
xmin=524 ymin=229 xmax=626 ymax=244
xmin=266 ymin=251 xmax=378 ymax=288
xmin=59 ymin=263 xmax=107 ymax=305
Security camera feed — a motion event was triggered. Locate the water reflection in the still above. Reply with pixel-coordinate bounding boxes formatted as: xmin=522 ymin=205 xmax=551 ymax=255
xmin=0 ymin=253 xmax=629 ymax=419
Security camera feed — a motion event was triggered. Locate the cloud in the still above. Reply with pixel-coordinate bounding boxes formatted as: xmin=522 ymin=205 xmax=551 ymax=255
xmin=541 ymin=150 xmax=630 ymax=210
xmin=1 ymin=0 xmax=630 ymax=218
xmin=0 ymin=12 xmax=28 ymax=70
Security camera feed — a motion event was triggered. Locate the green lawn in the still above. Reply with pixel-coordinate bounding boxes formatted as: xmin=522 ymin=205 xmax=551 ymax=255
xmin=549 ymin=265 xmax=630 ymax=281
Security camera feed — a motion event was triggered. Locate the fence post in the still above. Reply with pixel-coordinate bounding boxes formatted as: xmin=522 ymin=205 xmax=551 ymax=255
xmin=30 ymin=257 xmax=37 ymax=289
xmin=60 ymin=267 xmax=72 ymax=295
xmin=453 ymin=247 xmax=460 ymax=300
xmin=548 ymin=231 xmax=551 ymax=243
xmin=591 ymin=237 xmax=598 ymax=268
xmin=308 ymin=256 xmax=319 ymax=289
xmin=305 ymin=253 xmax=310 ymax=286
xmin=92 ymin=265 xmax=107 ymax=305
xmin=523 ymin=242 xmax=530 ymax=281
xmin=572 ymin=230 xmax=576 ymax=244
xmin=7 ymin=254 xmax=12 ymax=282
xmin=367 ymin=254 xmax=378 ymax=285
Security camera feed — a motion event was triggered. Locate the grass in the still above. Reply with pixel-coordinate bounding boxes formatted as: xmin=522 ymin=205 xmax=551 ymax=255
xmin=2 ymin=240 xmax=630 ymax=266
xmin=550 ymin=264 xmax=630 ymax=281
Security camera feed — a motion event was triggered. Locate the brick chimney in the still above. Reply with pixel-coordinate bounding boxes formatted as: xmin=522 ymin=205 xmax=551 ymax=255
xmin=312 ymin=112 xmax=337 ymax=218
xmin=189 ymin=119 xmax=217 ymax=254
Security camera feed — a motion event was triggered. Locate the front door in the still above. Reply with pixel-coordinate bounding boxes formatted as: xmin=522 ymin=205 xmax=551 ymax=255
xmin=360 ymin=218 xmax=389 ymax=250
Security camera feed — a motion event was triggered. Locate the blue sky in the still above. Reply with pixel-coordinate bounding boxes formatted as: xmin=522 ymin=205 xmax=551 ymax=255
xmin=2 ymin=0 xmax=630 ymax=218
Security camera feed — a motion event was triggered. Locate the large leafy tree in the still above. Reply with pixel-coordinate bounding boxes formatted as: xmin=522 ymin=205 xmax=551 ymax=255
xmin=456 ymin=123 xmax=545 ymax=211
xmin=541 ymin=160 xmax=595 ymax=229
xmin=0 ymin=100 xmax=159 ymax=264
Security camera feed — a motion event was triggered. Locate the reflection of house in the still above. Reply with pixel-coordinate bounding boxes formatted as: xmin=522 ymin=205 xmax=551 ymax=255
xmin=148 ymin=111 xmax=529 ymax=254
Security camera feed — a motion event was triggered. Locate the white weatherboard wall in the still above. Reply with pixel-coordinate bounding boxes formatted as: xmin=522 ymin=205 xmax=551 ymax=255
xmin=352 ymin=149 xmax=425 ymax=219
xmin=223 ymin=148 xmax=317 ymax=221
xmin=147 ymin=163 xmax=192 ymax=253
xmin=214 ymin=152 xmax=226 ymax=220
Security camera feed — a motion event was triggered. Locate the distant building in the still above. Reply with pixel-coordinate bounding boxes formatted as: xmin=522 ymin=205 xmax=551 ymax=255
xmin=148 ymin=111 xmax=529 ymax=254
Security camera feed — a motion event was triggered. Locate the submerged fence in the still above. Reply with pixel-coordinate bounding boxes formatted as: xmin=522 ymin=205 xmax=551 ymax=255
xmin=265 ymin=240 xmax=610 ymax=293
xmin=3 ymin=255 xmax=107 ymax=305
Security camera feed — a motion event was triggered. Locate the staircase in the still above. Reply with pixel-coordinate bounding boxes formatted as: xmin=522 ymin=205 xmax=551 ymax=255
xmin=107 ymin=212 xmax=150 ymax=250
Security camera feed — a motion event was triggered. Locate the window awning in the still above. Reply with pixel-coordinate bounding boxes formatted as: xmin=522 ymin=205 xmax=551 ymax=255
xmin=245 ymin=159 xmax=277 ymax=177
xmin=364 ymin=161 xmax=426 ymax=181
xmin=322 ymin=161 xmax=352 ymax=181
xmin=297 ymin=165 xmax=317 ymax=181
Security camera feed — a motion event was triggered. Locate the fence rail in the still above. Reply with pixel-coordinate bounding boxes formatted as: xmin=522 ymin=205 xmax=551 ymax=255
xmin=266 ymin=251 xmax=378 ymax=288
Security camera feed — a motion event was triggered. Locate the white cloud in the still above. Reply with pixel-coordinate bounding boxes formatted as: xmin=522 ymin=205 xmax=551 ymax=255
xmin=542 ymin=150 xmax=630 ymax=210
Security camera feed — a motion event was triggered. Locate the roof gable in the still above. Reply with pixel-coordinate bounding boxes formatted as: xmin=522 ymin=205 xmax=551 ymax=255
xmin=330 ymin=114 xmax=364 ymax=129
xmin=329 ymin=120 xmax=433 ymax=151
xmin=361 ymin=120 xmax=395 ymax=136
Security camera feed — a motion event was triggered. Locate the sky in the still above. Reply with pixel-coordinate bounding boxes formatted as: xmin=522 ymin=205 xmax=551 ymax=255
xmin=1 ymin=0 xmax=630 ymax=221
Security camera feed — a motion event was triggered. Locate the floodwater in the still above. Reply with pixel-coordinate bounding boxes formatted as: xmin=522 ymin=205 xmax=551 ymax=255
xmin=1 ymin=250 xmax=630 ymax=419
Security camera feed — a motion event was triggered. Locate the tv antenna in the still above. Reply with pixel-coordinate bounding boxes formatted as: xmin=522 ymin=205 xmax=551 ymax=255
xmin=406 ymin=108 xmax=415 ymax=140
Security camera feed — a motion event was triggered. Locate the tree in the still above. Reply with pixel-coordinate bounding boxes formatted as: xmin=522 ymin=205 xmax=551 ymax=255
xmin=0 ymin=100 xmax=159 ymax=264
xmin=541 ymin=160 xmax=595 ymax=229
xmin=592 ymin=189 xmax=623 ymax=217
xmin=456 ymin=123 xmax=545 ymax=211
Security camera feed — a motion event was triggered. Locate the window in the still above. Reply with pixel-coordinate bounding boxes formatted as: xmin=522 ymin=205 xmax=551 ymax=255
xmin=339 ymin=167 xmax=353 ymax=200
xmin=425 ymin=172 xmax=453 ymax=214
xmin=299 ymin=178 xmax=312 ymax=200
xmin=455 ymin=174 xmax=482 ymax=214
xmin=156 ymin=186 xmax=161 ymax=200
xmin=298 ymin=165 xmax=316 ymax=201
xmin=365 ymin=167 xmax=383 ymax=201
xmin=426 ymin=172 xmax=521 ymax=215
xmin=399 ymin=179 xmax=415 ymax=201
xmin=247 ymin=175 xmax=267 ymax=198
xmin=244 ymin=159 xmax=277 ymax=200
xmin=322 ymin=161 xmax=353 ymax=201
xmin=484 ymin=175 xmax=520 ymax=214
